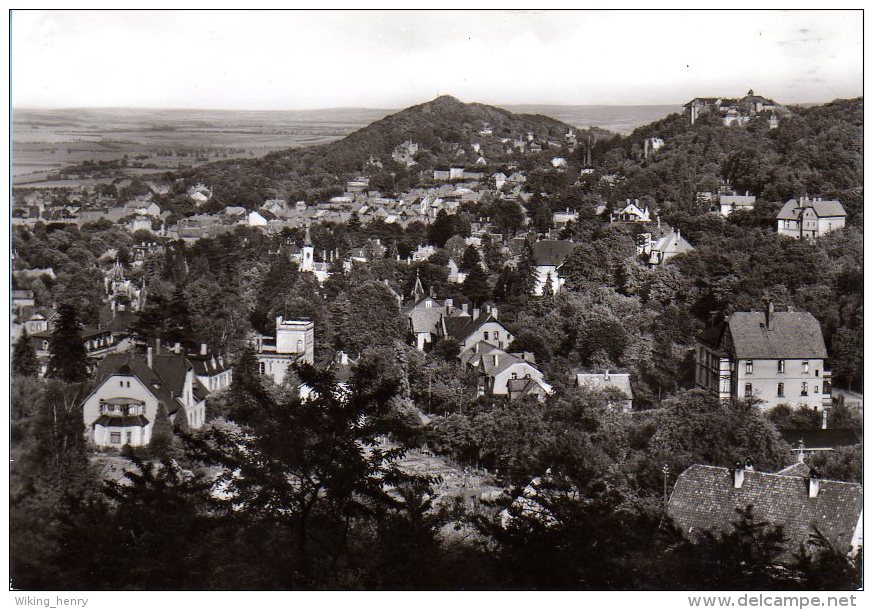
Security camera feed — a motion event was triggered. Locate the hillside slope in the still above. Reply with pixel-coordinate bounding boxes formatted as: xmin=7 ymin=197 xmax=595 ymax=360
xmin=182 ymin=95 xmax=607 ymax=206
xmin=591 ymin=98 xmax=863 ymax=219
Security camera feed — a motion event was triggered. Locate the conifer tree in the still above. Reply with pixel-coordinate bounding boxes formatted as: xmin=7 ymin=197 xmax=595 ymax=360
xmin=150 ymin=403 xmax=173 ymax=458
xmin=13 ymin=328 xmax=39 ymax=378
xmin=462 ymin=264 xmax=491 ymax=306
xmin=46 ymin=303 xmax=89 ymax=383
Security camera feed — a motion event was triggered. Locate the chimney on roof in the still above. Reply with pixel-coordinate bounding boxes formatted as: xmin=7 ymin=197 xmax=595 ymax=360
xmin=744 ymin=458 xmax=755 ymax=472
xmin=200 ymin=343 xmax=207 ymax=356
xmin=604 ymin=369 xmax=610 ymax=380
xmin=808 ymin=469 xmax=821 ymax=498
xmin=147 ymin=346 xmax=154 ymax=369
xmin=765 ymin=300 xmax=775 ymax=331
xmin=445 ymin=298 xmax=453 ymax=312
xmin=492 ymin=353 xmax=499 ymax=368
xmin=474 ymin=343 xmax=479 ymax=354
xmin=472 ymin=307 xmax=480 ymax=321
xmin=462 ymin=303 xmax=468 ymax=315
xmin=174 ymin=342 xmax=182 ymax=354
xmin=491 ymin=306 xmax=498 ymax=320
xmin=733 ymin=462 xmax=745 ymax=488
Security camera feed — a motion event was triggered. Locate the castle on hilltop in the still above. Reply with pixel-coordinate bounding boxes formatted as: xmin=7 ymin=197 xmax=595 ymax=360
xmin=684 ymin=90 xmax=789 ymax=128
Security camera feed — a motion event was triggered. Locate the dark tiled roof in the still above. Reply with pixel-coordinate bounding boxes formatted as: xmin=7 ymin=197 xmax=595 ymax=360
xmin=107 ymin=310 xmax=139 ymax=333
xmin=506 ymin=377 xmax=544 ymax=395
xmin=696 ymin=324 xmax=725 ymax=351
xmin=92 ymin=353 xmax=190 ymax=412
xmin=781 ymin=429 xmax=860 ymax=450
xmin=444 ymin=313 xmax=508 ymax=343
xmin=667 ymin=464 xmax=862 ymax=557
xmin=727 ymin=311 xmax=827 ymax=359
xmin=531 ymin=240 xmax=575 ymax=267
xmin=777 ymin=199 xmax=847 ymax=220
xmin=777 ymin=462 xmax=812 ymax=477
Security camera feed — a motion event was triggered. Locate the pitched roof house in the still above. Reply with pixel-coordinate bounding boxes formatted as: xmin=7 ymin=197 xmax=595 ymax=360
xmin=574 ymin=369 xmax=634 ymax=411
xmin=459 ymin=342 xmax=552 ymax=400
xmin=81 ymin=349 xmax=208 ymax=449
xmin=776 ymin=197 xmax=847 ymax=239
xmin=639 ymin=226 xmax=694 ymax=266
xmin=695 ymin=304 xmax=831 ymax=409
xmin=667 ymin=464 xmax=862 ymax=560
xmin=531 ymin=240 xmax=575 ymax=296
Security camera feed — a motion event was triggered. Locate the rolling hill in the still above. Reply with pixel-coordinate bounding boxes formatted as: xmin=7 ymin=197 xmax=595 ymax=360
xmin=181 ymin=95 xmax=612 ymax=206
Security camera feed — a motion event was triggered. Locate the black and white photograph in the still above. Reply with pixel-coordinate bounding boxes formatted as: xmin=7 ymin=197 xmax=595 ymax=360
xmin=6 ymin=7 xmax=865 ymax=599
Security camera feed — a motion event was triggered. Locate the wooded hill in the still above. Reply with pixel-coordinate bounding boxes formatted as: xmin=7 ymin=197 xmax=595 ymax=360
xmin=591 ymin=97 xmax=863 ymax=221
xmin=181 ymin=95 xmax=609 ymax=207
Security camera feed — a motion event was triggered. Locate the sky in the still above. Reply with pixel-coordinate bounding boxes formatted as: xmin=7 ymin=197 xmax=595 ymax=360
xmin=11 ymin=9 xmax=863 ymax=110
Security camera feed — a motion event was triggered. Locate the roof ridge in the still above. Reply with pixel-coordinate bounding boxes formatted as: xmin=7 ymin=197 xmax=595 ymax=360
xmin=683 ymin=463 xmax=861 ymax=486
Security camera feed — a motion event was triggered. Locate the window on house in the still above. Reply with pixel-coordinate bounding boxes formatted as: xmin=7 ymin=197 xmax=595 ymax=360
xmin=259 ymin=362 xmax=265 ymax=375
xmin=777 ymin=360 xmax=785 ymax=374
xmin=801 ymin=382 xmax=808 ymax=396
xmin=494 ymin=331 xmax=499 ymax=340
xmin=125 ymin=431 xmax=132 ymax=445
xmin=511 ymin=372 xmax=518 ymax=379
xmin=814 ymin=385 xmax=819 ymax=394
xmin=745 ymin=361 xmax=753 ymax=374
xmin=745 ymin=383 xmax=753 ymax=397
xmin=823 ymin=381 xmax=831 ymax=394
xmin=110 ymin=432 xmax=121 ymax=444
xmin=815 ymin=369 xmax=819 ymax=377
xmin=483 ymin=331 xmax=489 ymax=340
xmin=777 ymin=383 xmax=784 ymax=397
xmin=119 ymin=380 xmax=124 ymax=387
xmin=802 ymin=361 xmax=809 ymax=373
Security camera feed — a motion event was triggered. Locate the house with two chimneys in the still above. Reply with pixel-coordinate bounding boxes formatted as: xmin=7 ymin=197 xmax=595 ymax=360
xmin=714 ymin=191 xmax=756 ymax=217
xmin=574 ymin=369 xmax=634 ymax=411
xmin=458 ymin=341 xmax=552 ymax=401
xmin=695 ymin=302 xmax=832 ymax=410
xmin=611 ymin=199 xmax=651 ymax=223
xmin=667 ymin=461 xmax=862 ymax=561
xmin=776 ymin=197 xmax=847 ymax=239
xmin=80 ymin=342 xmax=215 ymax=449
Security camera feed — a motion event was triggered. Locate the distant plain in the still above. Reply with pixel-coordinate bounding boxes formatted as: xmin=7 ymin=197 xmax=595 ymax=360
xmin=12 ymin=104 xmax=682 ymax=187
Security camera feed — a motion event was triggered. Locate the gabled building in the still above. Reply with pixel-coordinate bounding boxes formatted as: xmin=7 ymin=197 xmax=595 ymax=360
xmin=574 ymin=369 xmax=634 ymax=411
xmin=444 ymin=306 xmax=513 ymax=351
xmin=715 ymin=192 xmax=756 ymax=217
xmin=611 ymin=199 xmax=651 ymax=223
xmin=695 ymin=303 xmax=831 ymax=410
xmin=531 ymin=240 xmax=575 ymax=296
xmin=459 ymin=342 xmax=552 ymax=400
xmin=81 ymin=348 xmax=208 ymax=449
xmin=667 ymin=464 xmax=862 ymax=560
xmin=776 ymin=197 xmax=847 ymax=239
xmin=638 ymin=226 xmax=694 ymax=266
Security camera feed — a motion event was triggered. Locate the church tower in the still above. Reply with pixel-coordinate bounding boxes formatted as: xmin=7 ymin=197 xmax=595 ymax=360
xmin=301 ymin=223 xmax=314 ymax=272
